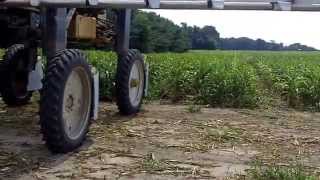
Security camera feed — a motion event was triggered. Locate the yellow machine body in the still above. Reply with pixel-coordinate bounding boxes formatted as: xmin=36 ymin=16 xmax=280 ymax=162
xmin=69 ymin=15 xmax=97 ymax=40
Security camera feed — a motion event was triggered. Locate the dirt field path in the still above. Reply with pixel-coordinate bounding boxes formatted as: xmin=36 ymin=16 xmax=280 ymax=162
xmin=0 ymin=101 xmax=320 ymax=180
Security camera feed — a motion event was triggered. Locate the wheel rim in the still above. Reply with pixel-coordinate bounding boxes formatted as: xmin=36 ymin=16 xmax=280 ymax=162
xmin=63 ymin=67 xmax=91 ymax=140
xmin=128 ymin=60 xmax=144 ymax=107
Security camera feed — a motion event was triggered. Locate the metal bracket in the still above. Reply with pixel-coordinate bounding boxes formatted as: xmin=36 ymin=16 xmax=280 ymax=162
xmin=27 ymin=59 xmax=43 ymax=91
xmin=66 ymin=8 xmax=76 ymax=29
xmin=147 ymin=0 xmax=160 ymax=8
xmin=91 ymin=67 xmax=99 ymax=120
xmin=144 ymin=59 xmax=149 ymax=97
xmin=275 ymin=0 xmax=292 ymax=11
xmin=209 ymin=0 xmax=224 ymax=9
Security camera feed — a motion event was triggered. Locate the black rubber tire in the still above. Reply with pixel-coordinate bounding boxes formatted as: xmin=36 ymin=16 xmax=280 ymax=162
xmin=0 ymin=44 xmax=32 ymax=106
xmin=116 ymin=49 xmax=145 ymax=115
xmin=40 ymin=49 xmax=92 ymax=153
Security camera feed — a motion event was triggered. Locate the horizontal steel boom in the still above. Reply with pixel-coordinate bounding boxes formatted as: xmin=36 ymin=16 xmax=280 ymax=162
xmin=1 ymin=0 xmax=320 ymax=11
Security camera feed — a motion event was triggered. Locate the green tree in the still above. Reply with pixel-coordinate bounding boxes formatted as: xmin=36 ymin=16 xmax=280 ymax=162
xmin=130 ymin=11 xmax=191 ymax=53
xmin=190 ymin=26 xmax=220 ymax=50
xmin=130 ymin=11 xmax=152 ymax=52
xmin=130 ymin=10 xmax=317 ymax=52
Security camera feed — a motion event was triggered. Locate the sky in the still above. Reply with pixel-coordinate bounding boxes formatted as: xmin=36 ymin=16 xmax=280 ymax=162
xmin=144 ymin=10 xmax=320 ymax=49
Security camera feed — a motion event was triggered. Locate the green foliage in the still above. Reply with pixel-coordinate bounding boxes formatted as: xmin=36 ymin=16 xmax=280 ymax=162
xmin=0 ymin=49 xmax=3 ymax=57
xmin=190 ymin=26 xmax=220 ymax=50
xmin=248 ymin=163 xmax=318 ymax=180
xmin=130 ymin=11 xmax=316 ymax=53
xmin=186 ymin=104 xmax=202 ymax=113
xmin=3 ymin=48 xmax=320 ymax=110
xmin=131 ymin=11 xmax=191 ymax=53
xmin=250 ymin=51 xmax=320 ymax=110
xmin=85 ymin=50 xmax=117 ymax=100
xmin=141 ymin=153 xmax=169 ymax=172
xmin=219 ymin=38 xmax=316 ymax=51
xmin=197 ymin=60 xmax=258 ymax=108
xmin=83 ymin=50 xmax=320 ymax=110
xmin=146 ymin=53 xmax=258 ymax=107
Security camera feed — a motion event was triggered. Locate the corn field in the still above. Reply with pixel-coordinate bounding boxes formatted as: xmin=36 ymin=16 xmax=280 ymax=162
xmin=2 ymin=49 xmax=320 ymax=110
xmin=88 ymin=50 xmax=320 ymax=110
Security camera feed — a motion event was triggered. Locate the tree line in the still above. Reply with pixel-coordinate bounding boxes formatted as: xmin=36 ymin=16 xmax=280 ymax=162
xmin=130 ymin=11 xmax=317 ymax=52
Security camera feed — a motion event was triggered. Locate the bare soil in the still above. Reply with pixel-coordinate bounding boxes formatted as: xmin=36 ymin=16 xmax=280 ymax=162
xmin=0 ymin=100 xmax=320 ymax=180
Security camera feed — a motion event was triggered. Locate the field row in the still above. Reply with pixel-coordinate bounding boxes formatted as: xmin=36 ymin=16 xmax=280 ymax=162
xmin=1 ymin=49 xmax=320 ymax=110
xmin=88 ymin=50 xmax=320 ymax=110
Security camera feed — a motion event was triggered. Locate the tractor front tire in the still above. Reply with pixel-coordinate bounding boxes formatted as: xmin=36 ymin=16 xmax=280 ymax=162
xmin=0 ymin=44 xmax=32 ymax=106
xmin=40 ymin=49 xmax=93 ymax=153
xmin=116 ymin=50 xmax=145 ymax=115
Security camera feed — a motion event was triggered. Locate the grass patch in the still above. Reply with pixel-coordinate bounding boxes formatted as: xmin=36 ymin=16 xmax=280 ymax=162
xmin=0 ymin=49 xmax=3 ymax=57
xmin=140 ymin=153 xmax=169 ymax=172
xmin=202 ymin=126 xmax=242 ymax=143
xmin=247 ymin=162 xmax=318 ymax=180
xmin=186 ymin=104 xmax=202 ymax=113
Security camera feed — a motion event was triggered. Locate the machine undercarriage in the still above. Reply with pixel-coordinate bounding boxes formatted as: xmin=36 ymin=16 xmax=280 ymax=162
xmin=0 ymin=7 xmax=147 ymax=153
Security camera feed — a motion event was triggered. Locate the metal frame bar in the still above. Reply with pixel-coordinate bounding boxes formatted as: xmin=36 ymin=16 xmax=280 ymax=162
xmin=2 ymin=0 xmax=320 ymax=11
xmin=115 ymin=9 xmax=131 ymax=56
xmin=66 ymin=8 xmax=76 ymax=29
xmin=24 ymin=11 xmax=39 ymax=71
xmin=42 ymin=8 xmax=67 ymax=58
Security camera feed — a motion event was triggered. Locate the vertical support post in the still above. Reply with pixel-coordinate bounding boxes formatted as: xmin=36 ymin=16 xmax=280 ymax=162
xmin=42 ymin=8 xmax=67 ymax=59
xmin=27 ymin=12 xmax=40 ymax=70
xmin=115 ymin=9 xmax=131 ymax=56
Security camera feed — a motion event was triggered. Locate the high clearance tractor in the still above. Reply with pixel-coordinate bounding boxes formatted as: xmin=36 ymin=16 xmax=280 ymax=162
xmin=0 ymin=0 xmax=319 ymax=153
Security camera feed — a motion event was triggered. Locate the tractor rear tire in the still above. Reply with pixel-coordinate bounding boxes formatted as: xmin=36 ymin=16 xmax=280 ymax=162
xmin=40 ymin=49 xmax=93 ymax=153
xmin=0 ymin=44 xmax=32 ymax=106
xmin=116 ymin=49 xmax=145 ymax=115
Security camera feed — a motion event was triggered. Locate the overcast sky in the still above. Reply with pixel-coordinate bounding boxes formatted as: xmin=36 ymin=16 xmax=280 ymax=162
xmin=144 ymin=10 xmax=320 ymax=49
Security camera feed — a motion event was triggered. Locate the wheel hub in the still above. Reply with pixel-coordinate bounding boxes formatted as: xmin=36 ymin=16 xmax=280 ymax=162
xmin=130 ymin=78 xmax=140 ymax=88
xmin=128 ymin=60 xmax=144 ymax=107
xmin=62 ymin=67 xmax=91 ymax=140
xmin=65 ymin=95 xmax=74 ymax=111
